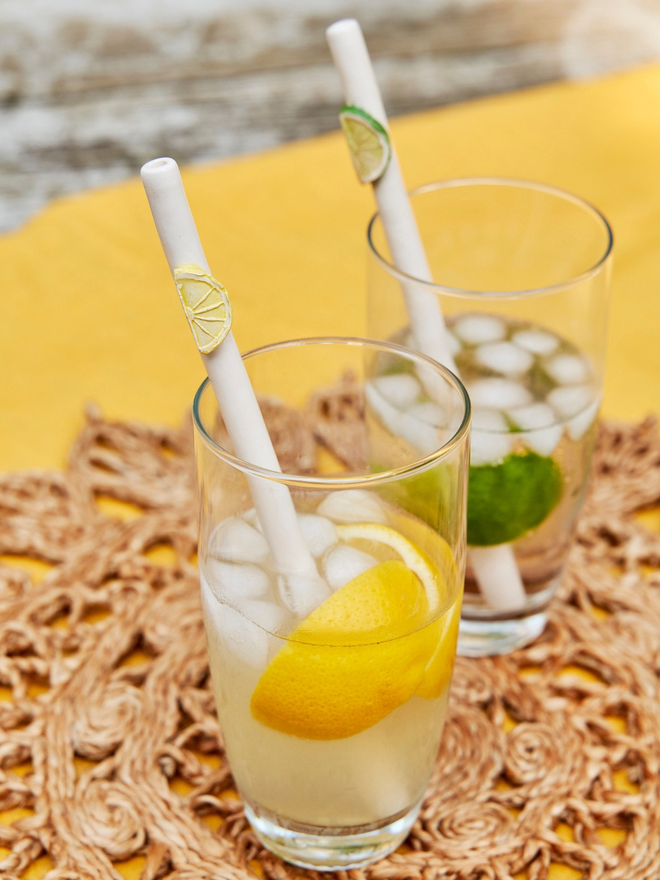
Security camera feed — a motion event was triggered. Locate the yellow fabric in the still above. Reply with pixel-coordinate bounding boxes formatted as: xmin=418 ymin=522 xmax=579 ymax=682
xmin=0 ymin=65 xmax=657 ymax=880
xmin=1 ymin=64 xmax=660 ymax=470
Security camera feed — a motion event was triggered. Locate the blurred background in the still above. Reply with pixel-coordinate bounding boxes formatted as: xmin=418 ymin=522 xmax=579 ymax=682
xmin=2 ymin=0 xmax=659 ymax=232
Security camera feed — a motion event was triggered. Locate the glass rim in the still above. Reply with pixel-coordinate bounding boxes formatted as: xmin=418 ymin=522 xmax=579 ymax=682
xmin=192 ymin=336 xmax=471 ymax=487
xmin=367 ymin=177 xmax=614 ymax=299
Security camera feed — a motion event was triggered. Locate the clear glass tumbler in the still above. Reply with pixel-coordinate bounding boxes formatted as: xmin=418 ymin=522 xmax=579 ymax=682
xmin=192 ymin=337 xmax=469 ymax=870
xmin=367 ymin=179 xmax=613 ymax=657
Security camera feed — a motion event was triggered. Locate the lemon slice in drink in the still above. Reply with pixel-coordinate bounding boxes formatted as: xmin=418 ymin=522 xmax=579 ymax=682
xmin=174 ymin=264 xmax=232 ymax=354
xmin=251 ymin=560 xmax=432 ymax=740
xmin=378 ymin=511 xmax=461 ymax=697
xmin=251 ymin=524 xmax=456 ymax=740
xmin=336 ymin=522 xmax=439 ymax=612
xmin=416 ymin=596 xmax=461 ymax=699
xmin=339 ymin=105 xmax=391 ymax=184
xmin=386 ymin=507 xmax=457 ymax=604
xmin=335 ymin=519 xmax=461 ymax=699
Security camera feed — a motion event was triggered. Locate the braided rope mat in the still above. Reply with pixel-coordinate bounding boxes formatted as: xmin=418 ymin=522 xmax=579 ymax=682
xmin=1 ymin=412 xmax=660 ymax=880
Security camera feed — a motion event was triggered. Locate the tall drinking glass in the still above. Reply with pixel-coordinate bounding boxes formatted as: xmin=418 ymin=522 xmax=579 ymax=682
xmin=193 ymin=337 xmax=470 ymax=870
xmin=367 ymin=179 xmax=613 ymax=656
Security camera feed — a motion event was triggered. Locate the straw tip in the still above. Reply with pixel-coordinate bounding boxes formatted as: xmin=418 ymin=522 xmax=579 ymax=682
xmin=326 ymin=18 xmax=361 ymax=39
xmin=140 ymin=157 xmax=179 ymax=183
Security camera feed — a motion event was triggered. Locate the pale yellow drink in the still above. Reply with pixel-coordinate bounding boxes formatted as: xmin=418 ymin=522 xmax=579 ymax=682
xmin=200 ymin=495 xmax=461 ymax=836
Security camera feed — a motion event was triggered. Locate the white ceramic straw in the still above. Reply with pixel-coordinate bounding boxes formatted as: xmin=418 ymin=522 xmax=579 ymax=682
xmin=141 ymin=158 xmax=326 ymax=616
xmin=326 ymin=19 xmax=526 ymax=613
xmin=326 ymin=18 xmax=455 ymax=372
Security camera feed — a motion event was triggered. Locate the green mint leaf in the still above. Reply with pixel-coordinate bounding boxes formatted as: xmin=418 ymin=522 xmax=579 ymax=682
xmin=467 ymin=451 xmax=562 ymax=546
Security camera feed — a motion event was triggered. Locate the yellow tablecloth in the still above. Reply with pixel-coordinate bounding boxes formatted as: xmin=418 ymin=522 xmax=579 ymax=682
xmin=2 ymin=64 xmax=660 ymax=471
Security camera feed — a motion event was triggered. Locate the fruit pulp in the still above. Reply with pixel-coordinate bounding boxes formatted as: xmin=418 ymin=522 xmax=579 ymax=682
xmin=199 ymin=495 xmax=461 ymax=831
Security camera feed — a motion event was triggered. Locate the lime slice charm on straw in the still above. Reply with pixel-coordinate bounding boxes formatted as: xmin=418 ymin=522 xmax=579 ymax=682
xmin=339 ymin=105 xmax=391 ymax=184
xmin=174 ymin=264 xmax=232 ymax=354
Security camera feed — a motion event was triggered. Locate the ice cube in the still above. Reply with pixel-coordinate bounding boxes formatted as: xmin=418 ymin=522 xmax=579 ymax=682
xmin=520 ymin=426 xmax=563 ymax=456
xmin=414 ymin=361 xmax=452 ymax=407
xmin=372 ymin=374 xmax=422 ymax=409
xmin=545 ymin=353 xmax=590 ymax=385
xmin=242 ymin=508 xmax=263 ymax=531
xmin=212 ymin=518 xmax=269 ymax=565
xmin=200 ymin=577 xmax=271 ymax=670
xmin=446 ymin=330 xmax=462 ymax=356
xmin=205 ymin=559 xmax=271 ymax=602
xmin=469 ymin=430 xmax=512 ymax=466
xmin=507 ymin=402 xmax=562 ymax=456
xmin=547 ymin=384 xmax=594 ymax=419
xmin=475 ymin=341 xmax=533 ymax=376
xmin=366 ymin=382 xmax=440 ymax=455
xmin=471 ymin=408 xmax=509 ymax=432
xmin=507 ymin=403 xmax=556 ymax=430
xmin=317 ymin=489 xmax=388 ymax=525
xmin=512 ymin=329 xmax=559 ymax=355
xmin=466 ymin=378 xmax=533 ymax=410
xmin=297 ymin=513 xmax=338 ymax=558
xmin=454 ymin=315 xmax=505 ymax=344
xmin=323 ymin=544 xmax=378 ymax=591
xmin=277 ymin=572 xmax=332 ymax=618
xmin=242 ymin=597 xmax=289 ymax=634
xmin=567 ymin=397 xmax=600 ymax=441
xmin=407 ymin=400 xmax=444 ymax=426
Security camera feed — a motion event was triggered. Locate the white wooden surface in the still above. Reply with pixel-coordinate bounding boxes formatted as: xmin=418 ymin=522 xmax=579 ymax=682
xmin=2 ymin=0 xmax=660 ymax=231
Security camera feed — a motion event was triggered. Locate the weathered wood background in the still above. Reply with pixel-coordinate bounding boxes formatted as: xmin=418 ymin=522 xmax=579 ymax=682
xmin=2 ymin=0 xmax=660 ymax=230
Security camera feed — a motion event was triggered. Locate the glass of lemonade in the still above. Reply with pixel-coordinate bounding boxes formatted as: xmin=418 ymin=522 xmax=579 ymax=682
xmin=367 ymin=179 xmax=613 ymax=657
xmin=192 ymin=337 xmax=469 ymax=870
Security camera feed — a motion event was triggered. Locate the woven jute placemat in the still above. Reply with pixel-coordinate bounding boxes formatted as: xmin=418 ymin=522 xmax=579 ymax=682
xmin=1 ymin=409 xmax=660 ymax=880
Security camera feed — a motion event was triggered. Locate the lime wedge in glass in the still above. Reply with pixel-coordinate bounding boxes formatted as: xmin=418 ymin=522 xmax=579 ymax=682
xmin=467 ymin=452 xmax=563 ymax=546
xmin=339 ymin=105 xmax=391 ymax=184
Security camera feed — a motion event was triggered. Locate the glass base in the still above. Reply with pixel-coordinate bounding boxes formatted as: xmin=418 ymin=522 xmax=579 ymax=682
xmin=457 ymin=611 xmax=547 ymax=657
xmin=244 ymin=799 xmax=420 ymax=871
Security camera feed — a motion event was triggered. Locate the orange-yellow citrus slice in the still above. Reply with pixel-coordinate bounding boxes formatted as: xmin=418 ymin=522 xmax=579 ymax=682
xmin=339 ymin=105 xmax=391 ymax=184
xmin=382 ymin=510 xmax=462 ymax=698
xmin=385 ymin=507 xmax=458 ymax=604
xmin=335 ymin=522 xmax=440 ymax=611
xmin=250 ymin=559 xmax=433 ymax=740
xmin=250 ymin=522 xmax=460 ymax=740
xmin=174 ymin=264 xmax=232 ymax=354
xmin=416 ymin=595 xmax=462 ymax=699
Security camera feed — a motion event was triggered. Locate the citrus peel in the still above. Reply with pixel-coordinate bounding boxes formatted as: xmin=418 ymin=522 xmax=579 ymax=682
xmin=336 ymin=522 xmax=440 ymax=612
xmin=250 ymin=523 xmax=459 ymax=740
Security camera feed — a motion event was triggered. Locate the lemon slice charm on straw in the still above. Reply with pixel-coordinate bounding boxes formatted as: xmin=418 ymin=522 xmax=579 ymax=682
xmin=339 ymin=105 xmax=391 ymax=184
xmin=174 ymin=264 xmax=232 ymax=354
